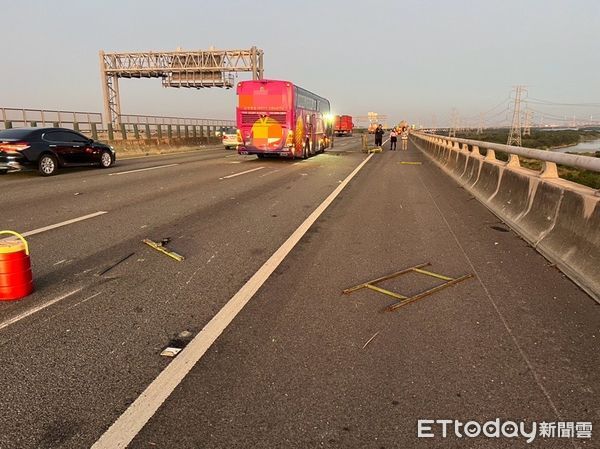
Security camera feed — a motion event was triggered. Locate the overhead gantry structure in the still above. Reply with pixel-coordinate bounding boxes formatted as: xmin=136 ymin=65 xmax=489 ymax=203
xmin=99 ymin=47 xmax=264 ymax=126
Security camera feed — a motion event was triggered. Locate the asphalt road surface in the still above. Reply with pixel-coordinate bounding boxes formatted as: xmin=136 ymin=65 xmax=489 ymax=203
xmin=0 ymin=136 xmax=598 ymax=449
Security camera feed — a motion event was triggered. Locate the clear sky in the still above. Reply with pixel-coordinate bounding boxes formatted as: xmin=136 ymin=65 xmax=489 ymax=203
xmin=1 ymin=0 xmax=598 ymax=127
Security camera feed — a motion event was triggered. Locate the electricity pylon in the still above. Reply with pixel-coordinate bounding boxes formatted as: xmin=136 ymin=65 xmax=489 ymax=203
xmin=476 ymin=113 xmax=484 ymax=134
xmin=507 ymin=86 xmax=525 ymax=146
xmin=448 ymin=108 xmax=458 ymax=137
xmin=523 ymin=108 xmax=533 ymax=136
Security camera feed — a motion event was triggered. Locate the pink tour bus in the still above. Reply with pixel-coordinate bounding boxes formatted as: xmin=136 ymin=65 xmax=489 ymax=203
xmin=236 ymin=79 xmax=331 ymax=159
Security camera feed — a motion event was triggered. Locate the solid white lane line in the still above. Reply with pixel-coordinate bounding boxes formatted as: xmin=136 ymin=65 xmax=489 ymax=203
xmin=0 ymin=288 xmax=84 ymax=332
xmin=108 ymin=164 xmax=179 ymax=176
xmin=91 ymin=153 xmax=375 ymax=449
xmin=21 ymin=211 xmax=108 ymax=237
xmin=218 ymin=166 xmax=265 ymax=180
xmin=259 ymin=169 xmax=281 ymax=178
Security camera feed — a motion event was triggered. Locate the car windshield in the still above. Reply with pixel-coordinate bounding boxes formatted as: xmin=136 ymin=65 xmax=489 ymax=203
xmin=221 ymin=127 xmax=236 ymax=134
xmin=0 ymin=128 xmax=37 ymax=139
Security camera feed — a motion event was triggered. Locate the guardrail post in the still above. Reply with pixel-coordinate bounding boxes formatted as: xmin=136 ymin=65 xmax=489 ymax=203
xmin=157 ymin=124 xmax=162 ymax=139
xmin=471 ymin=145 xmax=481 ymax=157
xmin=192 ymin=125 xmax=197 ymax=138
xmin=176 ymin=125 xmax=181 ymax=139
xmin=73 ymin=122 xmax=80 ymax=132
xmin=91 ymin=123 xmax=98 ymax=140
xmin=120 ymin=123 xmax=127 ymax=140
xmin=133 ymin=124 xmax=140 ymax=140
xmin=167 ymin=125 xmax=173 ymax=139
xmin=507 ymin=154 xmax=520 ymax=168
xmin=29 ymin=121 xmax=37 ymax=127
xmin=485 ymin=149 xmax=496 ymax=161
xmin=145 ymin=124 xmax=151 ymax=140
xmin=52 ymin=122 xmax=59 ymax=128
xmin=184 ymin=125 xmax=189 ymax=139
xmin=3 ymin=121 xmax=12 ymax=129
xmin=199 ymin=125 xmax=205 ymax=140
xmin=540 ymin=161 xmax=559 ymax=179
xmin=107 ymin=123 xmax=114 ymax=140
xmin=207 ymin=126 xmax=212 ymax=143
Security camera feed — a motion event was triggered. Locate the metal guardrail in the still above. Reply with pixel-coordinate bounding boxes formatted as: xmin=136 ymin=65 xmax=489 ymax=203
xmin=414 ymin=132 xmax=600 ymax=175
xmin=119 ymin=114 xmax=233 ymax=127
xmin=1 ymin=107 xmax=235 ymax=142
xmin=1 ymin=107 xmax=102 ymax=134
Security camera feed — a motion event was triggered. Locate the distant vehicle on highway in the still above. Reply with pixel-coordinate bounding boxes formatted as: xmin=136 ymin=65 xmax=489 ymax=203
xmin=334 ymin=115 xmax=354 ymax=136
xmin=219 ymin=126 xmax=240 ymax=150
xmin=236 ymin=79 xmax=331 ymax=159
xmin=0 ymin=127 xmax=115 ymax=176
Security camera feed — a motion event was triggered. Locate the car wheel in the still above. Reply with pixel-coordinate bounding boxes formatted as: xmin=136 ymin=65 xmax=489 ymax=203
xmin=38 ymin=154 xmax=58 ymax=176
xmin=100 ymin=150 xmax=113 ymax=168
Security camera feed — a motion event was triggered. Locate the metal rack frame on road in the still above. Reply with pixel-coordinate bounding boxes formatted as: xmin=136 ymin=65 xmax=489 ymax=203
xmin=343 ymin=262 xmax=473 ymax=312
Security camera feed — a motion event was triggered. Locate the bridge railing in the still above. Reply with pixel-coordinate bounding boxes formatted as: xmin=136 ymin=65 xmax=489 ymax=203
xmin=411 ymin=131 xmax=600 ymax=303
xmin=1 ymin=107 xmax=235 ymax=143
xmin=1 ymin=107 xmax=103 ymax=136
xmin=113 ymin=114 xmax=234 ymax=142
xmin=414 ymin=131 xmax=600 ymax=182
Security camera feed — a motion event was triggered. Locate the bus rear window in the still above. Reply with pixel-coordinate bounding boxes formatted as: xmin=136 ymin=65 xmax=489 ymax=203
xmin=239 ymin=85 xmax=290 ymax=111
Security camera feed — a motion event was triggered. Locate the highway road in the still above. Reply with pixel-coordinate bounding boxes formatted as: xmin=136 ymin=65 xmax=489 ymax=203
xmin=0 ymin=136 xmax=598 ymax=448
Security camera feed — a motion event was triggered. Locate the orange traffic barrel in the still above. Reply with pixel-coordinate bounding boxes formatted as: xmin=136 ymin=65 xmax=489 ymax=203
xmin=0 ymin=231 xmax=34 ymax=301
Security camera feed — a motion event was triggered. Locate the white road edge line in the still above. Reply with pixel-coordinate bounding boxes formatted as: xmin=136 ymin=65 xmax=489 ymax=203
xmin=91 ymin=153 xmax=375 ymax=449
xmin=108 ymin=164 xmax=179 ymax=176
xmin=21 ymin=211 xmax=108 ymax=237
xmin=218 ymin=166 xmax=265 ymax=180
xmin=0 ymin=288 xmax=83 ymax=332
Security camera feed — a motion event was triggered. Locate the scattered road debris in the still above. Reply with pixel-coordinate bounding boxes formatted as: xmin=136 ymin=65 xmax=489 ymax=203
xmin=142 ymin=238 xmax=184 ymax=262
xmin=160 ymin=347 xmax=182 ymax=358
xmin=160 ymin=330 xmax=195 ymax=358
xmin=362 ymin=331 xmax=380 ymax=349
xmin=398 ymin=161 xmax=422 ymax=165
xmin=98 ymin=252 xmax=135 ymax=276
xmin=343 ymin=262 xmax=473 ymax=313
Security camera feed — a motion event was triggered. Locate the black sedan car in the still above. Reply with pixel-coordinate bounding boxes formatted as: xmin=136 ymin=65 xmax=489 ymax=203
xmin=0 ymin=127 xmax=116 ymax=176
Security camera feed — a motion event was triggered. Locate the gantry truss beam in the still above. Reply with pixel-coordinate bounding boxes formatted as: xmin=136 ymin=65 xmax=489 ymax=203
xmin=99 ymin=47 xmax=264 ymax=126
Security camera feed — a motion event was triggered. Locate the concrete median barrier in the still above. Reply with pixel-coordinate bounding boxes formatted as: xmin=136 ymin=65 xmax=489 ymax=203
xmin=461 ymin=154 xmax=482 ymax=186
xmin=536 ymin=189 xmax=600 ymax=298
xmin=488 ymin=168 xmax=534 ymax=229
xmin=412 ymin=134 xmax=600 ymax=302
xmin=471 ymin=160 xmax=502 ymax=201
